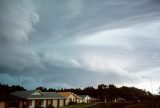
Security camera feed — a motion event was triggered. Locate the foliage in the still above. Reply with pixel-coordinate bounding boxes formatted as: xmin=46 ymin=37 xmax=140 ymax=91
xmin=61 ymin=103 xmax=93 ymax=108
xmin=0 ymin=83 xmax=153 ymax=102
xmin=0 ymin=83 xmax=25 ymax=94
xmin=68 ymin=101 xmax=77 ymax=105
xmin=36 ymin=86 xmax=48 ymax=92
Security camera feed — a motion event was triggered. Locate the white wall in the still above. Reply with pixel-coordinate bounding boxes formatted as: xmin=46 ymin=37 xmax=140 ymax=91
xmin=65 ymin=94 xmax=77 ymax=105
xmin=84 ymin=96 xmax=91 ymax=103
xmin=29 ymin=100 xmax=35 ymax=108
xmin=53 ymin=99 xmax=58 ymax=107
xmin=59 ymin=100 xmax=64 ymax=107
xmin=43 ymin=100 xmax=46 ymax=108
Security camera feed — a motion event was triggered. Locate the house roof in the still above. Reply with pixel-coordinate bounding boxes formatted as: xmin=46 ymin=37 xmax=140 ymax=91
xmin=58 ymin=92 xmax=80 ymax=99
xmin=0 ymin=93 xmax=19 ymax=101
xmin=43 ymin=92 xmax=66 ymax=99
xmin=10 ymin=90 xmax=35 ymax=99
xmin=11 ymin=90 xmax=66 ymax=99
xmin=78 ymin=95 xmax=92 ymax=99
xmin=58 ymin=92 xmax=73 ymax=97
xmin=78 ymin=95 xmax=88 ymax=99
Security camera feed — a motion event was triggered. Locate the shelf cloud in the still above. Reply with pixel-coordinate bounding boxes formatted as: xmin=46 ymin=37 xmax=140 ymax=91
xmin=1 ymin=0 xmax=160 ymax=93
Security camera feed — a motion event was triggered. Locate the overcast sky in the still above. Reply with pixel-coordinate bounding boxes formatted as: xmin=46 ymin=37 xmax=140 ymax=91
xmin=1 ymin=0 xmax=160 ymax=94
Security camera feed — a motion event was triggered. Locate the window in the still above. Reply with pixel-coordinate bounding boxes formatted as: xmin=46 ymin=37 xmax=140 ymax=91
xmin=28 ymin=100 xmax=32 ymax=106
xmin=35 ymin=100 xmax=44 ymax=108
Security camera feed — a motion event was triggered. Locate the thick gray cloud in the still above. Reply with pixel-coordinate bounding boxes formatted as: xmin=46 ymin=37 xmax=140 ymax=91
xmin=0 ymin=0 xmax=39 ymax=44
xmin=1 ymin=0 xmax=160 ymax=93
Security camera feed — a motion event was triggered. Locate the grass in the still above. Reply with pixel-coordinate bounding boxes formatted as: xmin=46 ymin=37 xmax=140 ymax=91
xmin=123 ymin=104 xmax=147 ymax=108
xmin=61 ymin=103 xmax=95 ymax=108
xmin=61 ymin=101 xmax=160 ymax=108
xmin=85 ymin=102 xmax=134 ymax=108
xmin=86 ymin=102 xmax=160 ymax=108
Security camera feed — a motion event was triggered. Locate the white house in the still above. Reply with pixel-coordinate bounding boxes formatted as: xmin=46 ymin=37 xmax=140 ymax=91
xmin=78 ymin=95 xmax=92 ymax=103
xmin=114 ymin=97 xmax=126 ymax=103
xmin=58 ymin=92 xmax=80 ymax=105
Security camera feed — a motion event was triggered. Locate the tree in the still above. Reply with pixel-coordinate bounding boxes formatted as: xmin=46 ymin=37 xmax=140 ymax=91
xmin=83 ymin=86 xmax=96 ymax=96
xmin=10 ymin=85 xmax=25 ymax=92
xmin=108 ymin=84 xmax=117 ymax=101
xmin=48 ymin=88 xmax=56 ymax=92
xmin=98 ymin=84 xmax=108 ymax=90
xmin=0 ymin=83 xmax=25 ymax=94
xmin=97 ymin=84 xmax=108 ymax=101
xmin=36 ymin=86 xmax=47 ymax=92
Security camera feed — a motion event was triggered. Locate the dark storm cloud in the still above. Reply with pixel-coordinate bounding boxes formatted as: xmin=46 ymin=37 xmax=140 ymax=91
xmin=1 ymin=0 xmax=160 ymax=93
xmin=0 ymin=0 xmax=39 ymax=44
xmin=30 ymin=65 xmax=131 ymax=89
xmin=30 ymin=0 xmax=160 ymax=42
xmin=0 ymin=0 xmax=41 ymax=79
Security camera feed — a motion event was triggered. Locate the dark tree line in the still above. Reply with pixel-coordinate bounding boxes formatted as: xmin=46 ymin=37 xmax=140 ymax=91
xmin=0 ymin=83 xmax=25 ymax=94
xmin=0 ymin=83 xmax=154 ymax=101
xmin=35 ymin=84 xmax=153 ymax=101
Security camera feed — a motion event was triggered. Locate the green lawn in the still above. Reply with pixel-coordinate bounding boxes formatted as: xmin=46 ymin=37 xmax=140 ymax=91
xmin=61 ymin=103 xmax=95 ymax=108
xmin=123 ymin=104 xmax=147 ymax=108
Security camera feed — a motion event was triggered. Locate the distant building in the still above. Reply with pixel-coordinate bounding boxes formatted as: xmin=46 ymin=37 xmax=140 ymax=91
xmin=78 ymin=95 xmax=92 ymax=103
xmin=114 ymin=97 xmax=126 ymax=103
